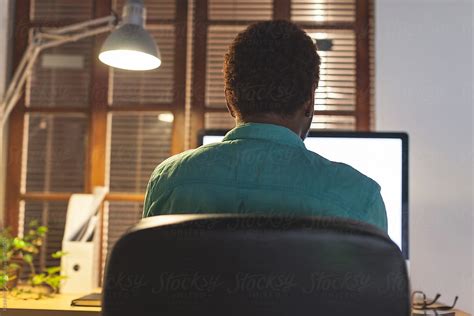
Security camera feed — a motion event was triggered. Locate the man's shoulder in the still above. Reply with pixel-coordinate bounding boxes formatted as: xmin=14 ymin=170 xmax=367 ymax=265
xmin=305 ymin=149 xmax=380 ymax=193
xmin=333 ymin=161 xmax=380 ymax=191
xmin=149 ymin=144 xmax=222 ymax=182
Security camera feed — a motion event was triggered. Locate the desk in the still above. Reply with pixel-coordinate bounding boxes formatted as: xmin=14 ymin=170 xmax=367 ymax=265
xmin=2 ymin=292 xmax=100 ymax=316
xmin=414 ymin=309 xmax=471 ymax=316
xmin=1 ymin=293 xmax=471 ymax=316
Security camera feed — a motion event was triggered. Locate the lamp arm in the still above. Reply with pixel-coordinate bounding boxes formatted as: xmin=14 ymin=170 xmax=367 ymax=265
xmin=39 ymin=24 xmax=115 ymax=51
xmin=1 ymin=44 xmax=35 ymax=116
xmin=0 ymin=45 xmax=39 ymax=128
xmin=0 ymin=14 xmax=118 ymax=129
xmin=40 ymin=15 xmax=116 ymax=36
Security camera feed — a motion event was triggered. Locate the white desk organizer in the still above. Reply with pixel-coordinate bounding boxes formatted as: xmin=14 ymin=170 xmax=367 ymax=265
xmin=60 ymin=187 xmax=107 ymax=294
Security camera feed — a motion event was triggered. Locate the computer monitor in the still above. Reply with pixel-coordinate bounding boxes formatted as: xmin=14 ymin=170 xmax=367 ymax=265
xmin=199 ymin=130 xmax=409 ymax=259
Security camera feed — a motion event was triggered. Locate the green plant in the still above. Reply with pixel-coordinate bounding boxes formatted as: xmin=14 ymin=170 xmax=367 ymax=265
xmin=30 ymin=251 xmax=67 ymax=293
xmin=0 ymin=220 xmax=67 ymax=294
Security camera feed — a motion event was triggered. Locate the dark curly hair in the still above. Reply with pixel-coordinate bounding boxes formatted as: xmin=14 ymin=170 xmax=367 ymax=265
xmin=223 ymin=20 xmax=320 ymax=119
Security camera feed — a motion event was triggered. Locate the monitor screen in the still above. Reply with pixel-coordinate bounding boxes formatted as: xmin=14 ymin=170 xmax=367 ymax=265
xmin=200 ymin=130 xmax=409 ymax=259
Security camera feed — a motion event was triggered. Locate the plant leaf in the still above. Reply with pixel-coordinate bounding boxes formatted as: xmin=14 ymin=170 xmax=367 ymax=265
xmin=37 ymin=226 xmax=48 ymax=235
xmin=51 ymin=251 xmax=67 ymax=259
xmin=12 ymin=238 xmax=26 ymax=249
xmin=46 ymin=266 xmax=61 ymax=275
xmin=23 ymin=254 xmax=33 ymax=264
xmin=31 ymin=274 xmax=44 ymax=285
xmin=8 ymin=263 xmax=21 ymax=270
xmin=29 ymin=219 xmax=39 ymax=227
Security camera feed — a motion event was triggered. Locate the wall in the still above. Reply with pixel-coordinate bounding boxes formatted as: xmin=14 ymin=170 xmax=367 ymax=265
xmin=376 ymin=0 xmax=473 ymax=313
xmin=0 ymin=0 xmax=12 ymax=228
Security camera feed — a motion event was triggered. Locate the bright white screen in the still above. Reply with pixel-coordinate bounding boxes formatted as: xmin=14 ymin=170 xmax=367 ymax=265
xmin=202 ymin=135 xmax=404 ymax=252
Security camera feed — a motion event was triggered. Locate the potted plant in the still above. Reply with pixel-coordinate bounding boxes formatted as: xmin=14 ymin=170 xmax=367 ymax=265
xmin=0 ymin=220 xmax=67 ymax=297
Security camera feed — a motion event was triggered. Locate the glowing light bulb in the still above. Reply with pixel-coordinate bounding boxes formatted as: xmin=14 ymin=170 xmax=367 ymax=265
xmin=99 ymin=50 xmax=161 ymax=71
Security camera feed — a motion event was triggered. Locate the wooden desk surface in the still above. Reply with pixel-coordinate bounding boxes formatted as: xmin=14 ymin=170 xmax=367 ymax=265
xmin=1 ymin=292 xmax=100 ymax=316
xmin=415 ymin=302 xmax=471 ymax=316
xmin=415 ymin=310 xmax=470 ymax=316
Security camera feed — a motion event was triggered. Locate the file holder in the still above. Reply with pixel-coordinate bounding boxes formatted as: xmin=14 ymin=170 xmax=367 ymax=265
xmin=60 ymin=187 xmax=107 ymax=294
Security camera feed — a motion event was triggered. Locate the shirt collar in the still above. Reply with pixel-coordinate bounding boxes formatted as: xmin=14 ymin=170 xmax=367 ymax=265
xmin=223 ymin=123 xmax=306 ymax=148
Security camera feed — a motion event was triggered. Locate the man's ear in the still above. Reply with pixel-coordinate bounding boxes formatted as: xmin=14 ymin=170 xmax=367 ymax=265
xmin=304 ymin=88 xmax=316 ymax=116
xmin=224 ymin=89 xmax=236 ymax=118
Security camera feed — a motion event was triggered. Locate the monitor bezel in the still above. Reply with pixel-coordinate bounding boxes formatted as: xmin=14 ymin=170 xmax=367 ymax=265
xmin=198 ymin=129 xmax=409 ymax=259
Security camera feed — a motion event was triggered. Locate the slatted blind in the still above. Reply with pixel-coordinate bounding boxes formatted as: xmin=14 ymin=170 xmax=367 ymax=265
xmin=369 ymin=0 xmax=375 ymax=129
xmin=206 ymin=25 xmax=245 ymax=108
xmin=113 ymin=0 xmax=176 ymax=20
xmin=21 ymin=201 xmax=68 ymax=274
xmin=27 ymin=38 xmax=93 ymax=108
xmin=205 ymin=112 xmax=236 ymax=130
xmin=311 ymin=115 xmax=355 ymax=129
xmin=107 ymin=112 xmax=173 ymax=192
xmin=291 ymin=0 xmax=364 ymax=130
xmin=308 ymin=31 xmax=356 ymax=112
xmin=30 ymin=0 xmax=93 ymax=22
xmin=109 ymin=25 xmax=176 ymax=105
xmin=208 ymin=0 xmax=273 ymax=21
xmin=21 ymin=113 xmax=85 ymax=273
xmin=102 ymin=201 xmax=143 ymax=268
xmin=306 ymin=30 xmax=356 ymax=129
xmin=18 ymin=0 xmax=93 ymax=276
xmin=22 ymin=113 xmax=87 ymax=193
xmin=291 ymin=0 xmax=356 ymax=23
xmin=204 ymin=113 xmax=356 ymax=130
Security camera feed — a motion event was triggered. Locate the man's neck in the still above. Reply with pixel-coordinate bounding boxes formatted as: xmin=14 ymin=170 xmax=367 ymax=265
xmin=237 ymin=114 xmax=303 ymax=138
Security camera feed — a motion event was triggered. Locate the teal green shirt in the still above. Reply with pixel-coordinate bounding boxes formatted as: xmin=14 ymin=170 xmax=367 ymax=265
xmin=143 ymin=123 xmax=388 ymax=231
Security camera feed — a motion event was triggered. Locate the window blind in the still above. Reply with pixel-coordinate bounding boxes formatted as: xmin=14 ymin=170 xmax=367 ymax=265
xmin=369 ymin=0 xmax=375 ymax=129
xmin=22 ymin=113 xmax=87 ymax=193
xmin=291 ymin=0 xmax=356 ymax=23
xmin=18 ymin=0 xmax=94 ymax=279
xmin=107 ymin=112 xmax=173 ymax=193
xmin=27 ymin=38 xmax=93 ymax=108
xmin=102 ymin=201 xmax=143 ymax=271
xmin=30 ymin=0 xmax=93 ymax=22
xmin=21 ymin=201 xmax=68 ymax=274
xmin=306 ymin=30 xmax=356 ymax=130
xmin=113 ymin=0 xmax=176 ymax=20
xmin=208 ymin=0 xmax=273 ymax=21
xmin=205 ymin=25 xmax=245 ymax=109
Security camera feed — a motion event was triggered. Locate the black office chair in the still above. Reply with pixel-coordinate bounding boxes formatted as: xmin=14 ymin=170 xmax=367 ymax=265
xmin=102 ymin=214 xmax=410 ymax=316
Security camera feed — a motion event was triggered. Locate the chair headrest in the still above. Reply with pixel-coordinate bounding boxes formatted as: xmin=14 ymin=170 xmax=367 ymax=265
xmin=103 ymin=215 xmax=410 ymax=316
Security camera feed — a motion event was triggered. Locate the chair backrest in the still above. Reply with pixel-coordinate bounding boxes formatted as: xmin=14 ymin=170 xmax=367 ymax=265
xmin=102 ymin=214 xmax=410 ymax=316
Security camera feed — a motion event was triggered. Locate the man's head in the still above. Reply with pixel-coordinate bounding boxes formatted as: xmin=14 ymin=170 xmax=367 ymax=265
xmin=223 ymin=20 xmax=320 ymax=139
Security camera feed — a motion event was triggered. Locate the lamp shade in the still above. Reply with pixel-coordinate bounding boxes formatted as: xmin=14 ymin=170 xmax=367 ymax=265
xmin=99 ymin=24 xmax=161 ymax=71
